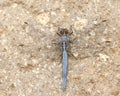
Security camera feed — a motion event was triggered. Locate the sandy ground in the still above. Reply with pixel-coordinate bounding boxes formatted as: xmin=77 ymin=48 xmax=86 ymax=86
xmin=0 ymin=0 xmax=120 ymax=96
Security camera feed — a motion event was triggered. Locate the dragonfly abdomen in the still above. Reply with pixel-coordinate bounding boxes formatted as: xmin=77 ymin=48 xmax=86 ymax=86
xmin=62 ymin=42 xmax=68 ymax=91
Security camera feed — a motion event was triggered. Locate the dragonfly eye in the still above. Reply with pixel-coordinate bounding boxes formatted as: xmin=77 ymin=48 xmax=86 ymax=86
xmin=64 ymin=30 xmax=68 ymax=34
xmin=60 ymin=30 xmax=64 ymax=34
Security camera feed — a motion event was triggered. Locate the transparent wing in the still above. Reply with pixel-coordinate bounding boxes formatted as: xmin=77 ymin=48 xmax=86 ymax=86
xmin=71 ymin=20 xmax=108 ymax=60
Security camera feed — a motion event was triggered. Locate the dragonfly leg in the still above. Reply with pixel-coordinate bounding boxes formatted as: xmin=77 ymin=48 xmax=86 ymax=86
xmin=57 ymin=27 xmax=62 ymax=36
xmin=69 ymin=37 xmax=77 ymax=43
xmin=68 ymin=25 xmax=73 ymax=35
xmin=68 ymin=51 xmax=77 ymax=60
xmin=57 ymin=32 xmax=61 ymax=36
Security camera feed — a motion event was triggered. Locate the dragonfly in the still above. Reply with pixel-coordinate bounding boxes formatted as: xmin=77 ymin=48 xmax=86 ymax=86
xmin=55 ymin=27 xmax=74 ymax=91
xmin=52 ymin=20 xmax=107 ymax=91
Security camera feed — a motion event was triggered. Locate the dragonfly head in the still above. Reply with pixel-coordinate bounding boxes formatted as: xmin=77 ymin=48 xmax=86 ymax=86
xmin=59 ymin=28 xmax=69 ymax=35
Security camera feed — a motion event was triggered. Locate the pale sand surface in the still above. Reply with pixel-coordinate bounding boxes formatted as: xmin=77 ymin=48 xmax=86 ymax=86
xmin=0 ymin=0 xmax=120 ymax=96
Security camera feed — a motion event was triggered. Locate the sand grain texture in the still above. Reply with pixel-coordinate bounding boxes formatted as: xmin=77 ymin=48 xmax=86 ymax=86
xmin=0 ymin=0 xmax=120 ymax=96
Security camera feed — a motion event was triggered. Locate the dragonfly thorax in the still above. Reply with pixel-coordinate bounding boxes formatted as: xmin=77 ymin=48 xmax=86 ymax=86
xmin=61 ymin=35 xmax=69 ymax=42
